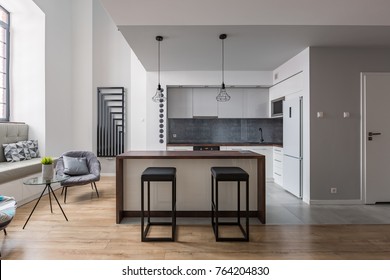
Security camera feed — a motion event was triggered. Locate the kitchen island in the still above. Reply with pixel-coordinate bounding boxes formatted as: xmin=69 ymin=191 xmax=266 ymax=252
xmin=116 ymin=150 xmax=266 ymax=224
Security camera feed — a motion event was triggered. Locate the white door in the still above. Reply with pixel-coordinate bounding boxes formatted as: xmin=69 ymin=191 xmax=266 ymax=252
xmin=362 ymin=73 xmax=390 ymax=204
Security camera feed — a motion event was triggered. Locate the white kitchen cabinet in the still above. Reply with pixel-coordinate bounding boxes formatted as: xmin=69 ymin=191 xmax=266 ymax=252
xmin=167 ymin=87 xmax=193 ymax=118
xmin=223 ymin=146 xmax=274 ymax=181
xmin=217 ymin=88 xmax=244 ymax=118
xmin=243 ymin=88 xmax=269 ymax=118
xmin=192 ymin=88 xmax=218 ymax=117
xmin=249 ymin=146 xmax=273 ymax=181
xmin=273 ymin=147 xmax=283 ymax=186
xmin=166 ymin=146 xmax=193 ymax=151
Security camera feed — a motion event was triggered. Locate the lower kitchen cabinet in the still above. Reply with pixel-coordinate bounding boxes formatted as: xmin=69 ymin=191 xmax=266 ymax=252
xmin=249 ymin=147 xmax=273 ymax=180
xmin=273 ymin=147 xmax=283 ymax=186
xmin=224 ymin=146 xmax=274 ymax=181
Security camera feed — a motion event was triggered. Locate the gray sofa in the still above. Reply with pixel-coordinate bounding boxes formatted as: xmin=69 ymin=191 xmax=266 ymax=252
xmin=0 ymin=123 xmax=41 ymax=185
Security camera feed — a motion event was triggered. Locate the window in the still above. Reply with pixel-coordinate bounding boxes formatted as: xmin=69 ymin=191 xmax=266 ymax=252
xmin=0 ymin=5 xmax=9 ymax=121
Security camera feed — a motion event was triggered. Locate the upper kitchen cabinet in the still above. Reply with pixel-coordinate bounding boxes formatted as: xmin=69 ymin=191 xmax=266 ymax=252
xmin=243 ymin=88 xmax=269 ymax=118
xmin=167 ymin=87 xmax=193 ymax=118
xmin=192 ymin=88 xmax=219 ymax=118
xmin=217 ymin=88 xmax=244 ymax=118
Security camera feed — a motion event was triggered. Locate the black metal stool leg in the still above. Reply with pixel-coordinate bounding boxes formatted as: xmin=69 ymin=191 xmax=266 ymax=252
xmin=215 ymin=179 xmax=219 ymax=240
xmin=237 ymin=180 xmax=240 ymax=224
xmin=141 ymin=179 xmax=145 ymax=241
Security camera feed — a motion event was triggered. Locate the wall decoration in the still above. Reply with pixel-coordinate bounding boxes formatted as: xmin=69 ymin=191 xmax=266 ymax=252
xmin=97 ymin=87 xmax=125 ymax=157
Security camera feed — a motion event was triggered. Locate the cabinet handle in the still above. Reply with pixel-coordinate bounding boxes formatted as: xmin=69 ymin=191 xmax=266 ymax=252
xmin=274 ymin=172 xmax=282 ymax=176
xmin=274 ymin=159 xmax=282 ymax=162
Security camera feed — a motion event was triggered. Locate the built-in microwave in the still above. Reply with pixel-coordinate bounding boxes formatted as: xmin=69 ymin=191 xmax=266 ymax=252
xmin=271 ymin=97 xmax=284 ymax=117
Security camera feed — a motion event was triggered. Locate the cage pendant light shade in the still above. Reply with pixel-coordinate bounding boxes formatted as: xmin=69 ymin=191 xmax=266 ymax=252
xmin=216 ymin=34 xmax=230 ymax=102
xmin=152 ymin=36 xmax=166 ymax=103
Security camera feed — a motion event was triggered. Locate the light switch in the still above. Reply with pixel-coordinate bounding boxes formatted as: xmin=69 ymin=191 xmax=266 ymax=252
xmin=343 ymin=112 xmax=350 ymax=118
xmin=317 ymin=112 xmax=324 ymax=118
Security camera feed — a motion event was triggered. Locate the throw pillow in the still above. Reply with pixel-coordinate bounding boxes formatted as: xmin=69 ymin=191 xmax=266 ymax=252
xmin=2 ymin=142 xmax=27 ymax=162
xmin=63 ymin=156 xmax=89 ymax=175
xmin=17 ymin=141 xmax=32 ymax=160
xmin=26 ymin=140 xmax=39 ymax=158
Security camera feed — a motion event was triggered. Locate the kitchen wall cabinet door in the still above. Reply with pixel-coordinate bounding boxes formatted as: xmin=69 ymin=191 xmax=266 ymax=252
xmin=243 ymin=88 xmax=269 ymax=118
xmin=192 ymin=88 xmax=219 ymax=117
xmin=217 ymin=88 xmax=244 ymax=118
xmin=167 ymin=88 xmax=193 ymax=118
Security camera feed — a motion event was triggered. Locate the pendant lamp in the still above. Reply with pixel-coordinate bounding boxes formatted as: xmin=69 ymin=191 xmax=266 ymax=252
xmin=152 ymin=36 xmax=166 ymax=103
xmin=216 ymin=34 xmax=230 ymax=102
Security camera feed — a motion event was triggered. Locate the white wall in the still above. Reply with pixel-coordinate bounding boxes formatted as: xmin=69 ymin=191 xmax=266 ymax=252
xmin=146 ymin=70 xmax=273 ymax=150
xmin=33 ymin=0 xmax=73 ymax=157
xmin=129 ymin=50 xmax=147 ymax=150
xmin=92 ymin=0 xmax=132 ymax=173
xmin=70 ymin=0 xmax=93 ymax=151
xmin=271 ymin=48 xmax=310 ymax=203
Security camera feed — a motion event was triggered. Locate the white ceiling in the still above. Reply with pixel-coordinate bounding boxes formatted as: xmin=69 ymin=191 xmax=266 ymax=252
xmin=101 ymin=0 xmax=390 ymax=71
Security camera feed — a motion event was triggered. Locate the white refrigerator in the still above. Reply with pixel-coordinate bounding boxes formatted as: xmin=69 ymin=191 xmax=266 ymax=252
xmin=283 ymin=96 xmax=302 ymax=198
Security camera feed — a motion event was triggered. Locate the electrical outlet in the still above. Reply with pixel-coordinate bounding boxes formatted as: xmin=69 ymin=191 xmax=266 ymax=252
xmin=330 ymin=187 xmax=337 ymax=194
xmin=172 ymin=134 xmax=177 ymax=138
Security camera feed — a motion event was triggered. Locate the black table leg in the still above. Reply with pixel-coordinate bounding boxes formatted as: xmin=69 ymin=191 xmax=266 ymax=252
xmin=23 ymin=185 xmax=48 ymax=229
xmin=23 ymin=183 xmax=69 ymax=229
xmin=48 ymin=184 xmax=53 ymax=213
xmin=48 ymin=184 xmax=68 ymax=221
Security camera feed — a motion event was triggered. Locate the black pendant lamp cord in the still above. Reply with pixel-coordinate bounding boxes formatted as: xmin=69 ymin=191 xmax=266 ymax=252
xmin=221 ymin=37 xmax=224 ymax=88
xmin=158 ymin=39 xmax=161 ymax=88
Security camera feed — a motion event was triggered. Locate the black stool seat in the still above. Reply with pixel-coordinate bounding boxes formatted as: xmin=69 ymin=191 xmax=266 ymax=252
xmin=211 ymin=166 xmax=249 ymax=242
xmin=142 ymin=167 xmax=176 ymax=181
xmin=141 ymin=167 xmax=176 ymax=242
xmin=211 ymin=167 xmax=249 ymax=181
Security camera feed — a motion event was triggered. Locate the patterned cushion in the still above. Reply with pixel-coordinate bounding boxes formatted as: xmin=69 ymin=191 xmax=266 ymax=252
xmin=0 ymin=196 xmax=16 ymax=229
xmin=17 ymin=141 xmax=32 ymax=160
xmin=2 ymin=142 xmax=27 ymax=162
xmin=26 ymin=140 xmax=39 ymax=158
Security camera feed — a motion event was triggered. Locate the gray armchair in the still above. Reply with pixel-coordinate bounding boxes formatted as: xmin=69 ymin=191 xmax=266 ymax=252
xmin=55 ymin=151 xmax=101 ymax=203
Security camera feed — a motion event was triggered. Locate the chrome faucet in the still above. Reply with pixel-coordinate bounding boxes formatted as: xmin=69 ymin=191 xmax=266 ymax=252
xmin=259 ymin=128 xmax=265 ymax=143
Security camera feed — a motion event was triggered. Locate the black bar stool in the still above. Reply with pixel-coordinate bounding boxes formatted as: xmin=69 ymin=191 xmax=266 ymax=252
xmin=141 ymin=167 xmax=176 ymax=242
xmin=211 ymin=167 xmax=249 ymax=241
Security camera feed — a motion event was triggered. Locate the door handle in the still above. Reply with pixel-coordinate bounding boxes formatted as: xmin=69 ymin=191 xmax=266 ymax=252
xmin=368 ymin=132 xmax=381 ymax=136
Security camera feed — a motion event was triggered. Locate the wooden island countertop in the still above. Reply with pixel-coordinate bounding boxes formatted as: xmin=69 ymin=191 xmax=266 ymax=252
xmin=116 ymin=150 xmax=266 ymax=224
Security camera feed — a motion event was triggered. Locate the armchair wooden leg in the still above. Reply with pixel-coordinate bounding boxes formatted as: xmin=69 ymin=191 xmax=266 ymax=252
xmin=3 ymin=228 xmax=7 ymax=235
xmin=64 ymin=187 xmax=68 ymax=203
xmin=92 ymin=182 xmax=99 ymax=198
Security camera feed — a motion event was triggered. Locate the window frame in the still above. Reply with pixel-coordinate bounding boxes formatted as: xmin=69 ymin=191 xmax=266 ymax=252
xmin=0 ymin=5 xmax=10 ymax=122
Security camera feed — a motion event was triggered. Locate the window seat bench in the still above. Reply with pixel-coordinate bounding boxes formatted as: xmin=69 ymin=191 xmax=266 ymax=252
xmin=0 ymin=123 xmax=58 ymax=206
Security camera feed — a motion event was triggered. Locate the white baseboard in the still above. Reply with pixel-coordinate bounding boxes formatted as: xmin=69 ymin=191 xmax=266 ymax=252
xmin=101 ymin=173 xmax=115 ymax=177
xmin=309 ymin=199 xmax=363 ymax=205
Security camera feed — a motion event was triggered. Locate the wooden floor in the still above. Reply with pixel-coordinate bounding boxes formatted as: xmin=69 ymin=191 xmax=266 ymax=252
xmin=2 ymin=176 xmax=390 ymax=260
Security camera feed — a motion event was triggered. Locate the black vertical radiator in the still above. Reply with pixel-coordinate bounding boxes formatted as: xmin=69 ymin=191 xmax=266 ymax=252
xmin=97 ymin=87 xmax=125 ymax=157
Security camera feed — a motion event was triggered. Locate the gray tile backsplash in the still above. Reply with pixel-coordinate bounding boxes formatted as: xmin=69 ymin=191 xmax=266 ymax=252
xmin=168 ymin=118 xmax=283 ymax=144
